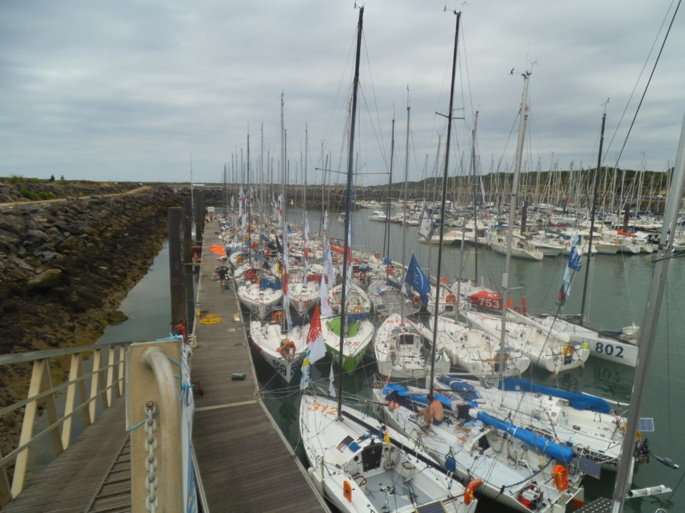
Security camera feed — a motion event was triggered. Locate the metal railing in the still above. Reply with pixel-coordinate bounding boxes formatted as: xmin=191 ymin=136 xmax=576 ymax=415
xmin=0 ymin=341 xmax=129 ymax=506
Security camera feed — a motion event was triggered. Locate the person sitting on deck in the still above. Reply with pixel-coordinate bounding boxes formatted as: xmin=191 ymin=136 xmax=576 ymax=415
xmin=412 ymin=393 xmax=444 ymax=427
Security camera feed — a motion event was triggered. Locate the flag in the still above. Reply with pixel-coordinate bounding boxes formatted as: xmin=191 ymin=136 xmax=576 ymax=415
xmin=405 ymin=254 xmax=431 ymax=307
xmin=323 ymin=241 xmax=336 ymax=287
xmin=300 ymin=305 xmax=327 ymax=389
xmin=557 ymin=233 xmax=582 ymax=306
xmin=319 ymin=274 xmax=334 ymax=319
xmin=557 ymin=267 xmax=572 ymax=306
xmin=418 ymin=202 xmax=434 ymax=241
xmin=328 ymin=362 xmax=336 ymax=397
xmin=568 ymin=244 xmax=582 ymax=271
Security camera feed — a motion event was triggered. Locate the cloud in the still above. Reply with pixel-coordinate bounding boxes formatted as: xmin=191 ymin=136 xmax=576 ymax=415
xmin=1 ymin=0 xmax=683 ymax=184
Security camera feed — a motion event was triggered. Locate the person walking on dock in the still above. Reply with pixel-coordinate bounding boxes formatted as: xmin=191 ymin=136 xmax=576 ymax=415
xmin=216 ymin=265 xmax=229 ymax=292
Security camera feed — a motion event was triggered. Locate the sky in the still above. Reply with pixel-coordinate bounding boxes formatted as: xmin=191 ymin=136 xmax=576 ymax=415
xmin=1 ymin=0 xmax=684 ymax=187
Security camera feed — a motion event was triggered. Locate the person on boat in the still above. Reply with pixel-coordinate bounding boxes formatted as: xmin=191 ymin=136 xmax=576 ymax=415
xmin=216 ymin=265 xmax=229 ymax=292
xmin=413 ymin=394 xmax=444 ymax=427
xmin=173 ymin=319 xmax=189 ymax=344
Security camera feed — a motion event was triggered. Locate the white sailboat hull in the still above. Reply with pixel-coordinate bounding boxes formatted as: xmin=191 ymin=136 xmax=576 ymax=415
xmin=300 ymin=393 xmax=478 ymax=513
xmin=249 ymin=320 xmax=307 ymax=383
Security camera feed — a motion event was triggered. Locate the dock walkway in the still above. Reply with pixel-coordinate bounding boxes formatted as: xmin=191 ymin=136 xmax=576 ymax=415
xmin=191 ymin=219 xmax=329 ymax=513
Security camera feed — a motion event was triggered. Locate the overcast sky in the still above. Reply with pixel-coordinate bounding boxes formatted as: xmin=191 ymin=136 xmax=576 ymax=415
xmin=1 ymin=1 xmax=683 ymax=186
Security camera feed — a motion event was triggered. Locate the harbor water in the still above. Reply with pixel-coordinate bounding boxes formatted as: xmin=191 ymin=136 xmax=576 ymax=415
xmin=106 ymin=210 xmax=685 ymax=512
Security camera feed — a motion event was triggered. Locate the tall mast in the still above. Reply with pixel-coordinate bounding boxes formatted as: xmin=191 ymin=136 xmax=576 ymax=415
xmin=580 ymin=110 xmax=605 ymax=324
xmin=337 ymin=5 xmax=364 ymax=418
xmin=384 ymin=117 xmax=395 ymax=262
xmin=471 ymin=111 xmax=479 ymax=283
xmin=401 ymin=94 xmax=411 ymax=281
xmin=611 ymin=115 xmax=685 ymax=511
xmin=304 ymin=124 xmax=308 ymax=214
xmin=498 ymin=71 xmax=530 ymax=378
xmin=429 ymin=10 xmax=461 ymax=397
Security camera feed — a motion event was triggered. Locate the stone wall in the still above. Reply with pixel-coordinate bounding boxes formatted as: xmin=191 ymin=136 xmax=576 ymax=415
xmin=0 ymin=182 xmax=184 ymax=460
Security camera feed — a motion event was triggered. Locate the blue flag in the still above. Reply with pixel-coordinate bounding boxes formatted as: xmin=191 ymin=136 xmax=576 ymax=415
xmin=557 ymin=234 xmax=581 ymax=306
xmin=568 ymin=245 xmax=582 ymax=271
xmin=405 ymin=254 xmax=431 ymax=307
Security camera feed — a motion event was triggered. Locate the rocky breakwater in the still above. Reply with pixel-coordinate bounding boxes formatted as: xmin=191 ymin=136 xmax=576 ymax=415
xmin=0 ymin=182 xmax=183 ymax=459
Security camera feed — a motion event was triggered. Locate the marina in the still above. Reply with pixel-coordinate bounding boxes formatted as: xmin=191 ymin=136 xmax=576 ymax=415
xmin=3 ymin=2 xmax=685 ymax=513
xmin=2 ymin=199 xmax=684 ymax=512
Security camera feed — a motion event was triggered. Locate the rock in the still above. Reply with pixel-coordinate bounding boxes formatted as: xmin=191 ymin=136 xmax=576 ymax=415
xmin=25 ymin=229 xmax=49 ymax=244
xmin=0 ymin=212 xmax=25 ymax=234
xmin=27 ymin=268 xmax=64 ymax=290
xmin=54 ymin=220 xmax=83 ymax=235
xmin=9 ymin=255 xmax=34 ymax=272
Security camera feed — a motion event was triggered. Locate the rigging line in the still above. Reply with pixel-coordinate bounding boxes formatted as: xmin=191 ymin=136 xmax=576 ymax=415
xmin=609 ymin=0 xmax=681 ymax=168
xmin=360 ymin=33 xmax=392 ymax=174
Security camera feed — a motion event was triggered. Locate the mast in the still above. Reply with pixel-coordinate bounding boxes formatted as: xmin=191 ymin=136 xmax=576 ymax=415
xmin=384 ymin=117 xmax=395 ymax=262
xmin=401 ymin=94 xmax=411 ymax=284
xmin=304 ymin=124 xmax=308 ymax=214
xmin=498 ymin=71 xmax=530 ymax=378
xmin=471 ymin=111 xmax=479 ymax=283
xmin=429 ymin=10 xmax=460 ymax=397
xmin=611 ymin=115 xmax=685 ymax=512
xmin=579 ymin=110 xmax=605 ymax=324
xmin=337 ymin=5 xmax=363 ymax=419
xmin=398 ymin=94 xmax=411 ymax=320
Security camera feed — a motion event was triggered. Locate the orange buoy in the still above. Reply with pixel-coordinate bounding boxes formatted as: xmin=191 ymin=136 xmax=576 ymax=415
xmin=553 ymin=464 xmax=569 ymax=491
xmin=464 ymin=478 xmax=483 ymax=505
xmin=343 ymin=480 xmax=353 ymax=502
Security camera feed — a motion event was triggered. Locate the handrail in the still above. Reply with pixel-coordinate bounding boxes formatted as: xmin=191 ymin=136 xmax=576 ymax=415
xmin=0 ymin=340 xmax=132 ymax=366
xmin=0 ymin=341 xmax=131 ymax=505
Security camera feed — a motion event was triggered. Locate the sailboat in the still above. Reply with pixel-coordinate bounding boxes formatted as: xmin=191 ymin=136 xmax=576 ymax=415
xmin=249 ymin=313 xmax=308 ymax=383
xmin=536 ymin=113 xmax=641 ymax=368
xmin=376 ymin=53 xmax=585 ymax=512
xmin=427 ymin=314 xmax=530 ymax=376
xmin=373 ymin=254 xmax=451 ymax=379
xmin=299 ymin=9 xmax=477 ymax=513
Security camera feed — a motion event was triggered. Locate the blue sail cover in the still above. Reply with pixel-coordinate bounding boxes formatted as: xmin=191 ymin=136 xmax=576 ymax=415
xmin=382 ymin=383 xmax=456 ymax=411
xmin=259 ymin=278 xmax=282 ymax=291
xmin=476 ymin=411 xmax=575 ymax=464
xmin=437 ymin=375 xmax=482 ymax=402
xmin=383 ymin=382 xmax=574 ymax=464
xmin=498 ymin=377 xmax=612 ymax=414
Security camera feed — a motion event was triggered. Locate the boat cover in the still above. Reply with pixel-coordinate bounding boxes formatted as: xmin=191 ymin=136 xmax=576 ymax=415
xmin=437 ymin=375 xmax=482 ymax=402
xmin=498 ymin=377 xmax=612 ymax=414
xmin=476 ymin=411 xmax=575 ymax=463
xmin=383 ymin=382 xmax=575 ymax=464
